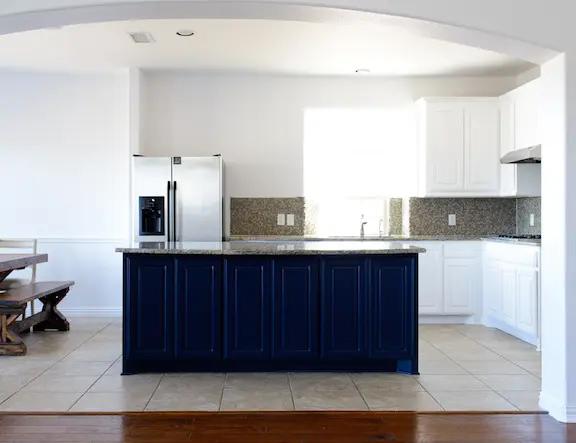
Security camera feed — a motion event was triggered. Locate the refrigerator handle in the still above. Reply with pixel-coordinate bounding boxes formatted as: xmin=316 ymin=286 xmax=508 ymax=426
xmin=173 ymin=181 xmax=178 ymax=242
xmin=166 ymin=181 xmax=171 ymax=242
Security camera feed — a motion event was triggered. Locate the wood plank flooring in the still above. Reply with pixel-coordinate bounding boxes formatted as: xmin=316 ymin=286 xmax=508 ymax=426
xmin=0 ymin=412 xmax=573 ymax=443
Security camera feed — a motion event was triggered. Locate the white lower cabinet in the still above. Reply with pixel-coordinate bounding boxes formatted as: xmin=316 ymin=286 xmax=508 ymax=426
xmin=414 ymin=241 xmax=481 ymax=318
xmin=482 ymin=242 xmax=540 ymax=345
xmin=443 ymin=258 xmax=479 ymax=314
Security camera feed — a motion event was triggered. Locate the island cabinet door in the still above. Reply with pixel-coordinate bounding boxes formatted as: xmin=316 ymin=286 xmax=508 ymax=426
xmin=272 ymin=258 xmax=319 ymax=360
xmin=368 ymin=256 xmax=416 ymax=359
xmin=124 ymin=255 xmax=175 ymax=361
xmin=174 ymin=258 xmax=222 ymax=360
xmin=224 ymin=258 xmax=271 ymax=360
xmin=320 ymin=258 xmax=368 ymax=359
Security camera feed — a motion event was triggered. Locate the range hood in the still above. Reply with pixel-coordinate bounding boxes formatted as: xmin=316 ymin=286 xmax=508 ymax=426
xmin=500 ymin=145 xmax=541 ymax=164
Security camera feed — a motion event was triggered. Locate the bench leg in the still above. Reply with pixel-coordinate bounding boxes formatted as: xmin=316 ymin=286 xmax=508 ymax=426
xmin=33 ymin=288 xmax=70 ymax=332
xmin=0 ymin=311 xmax=27 ymax=356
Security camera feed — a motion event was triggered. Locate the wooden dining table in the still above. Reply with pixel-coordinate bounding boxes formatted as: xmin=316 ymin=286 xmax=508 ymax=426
xmin=0 ymin=253 xmax=48 ymax=284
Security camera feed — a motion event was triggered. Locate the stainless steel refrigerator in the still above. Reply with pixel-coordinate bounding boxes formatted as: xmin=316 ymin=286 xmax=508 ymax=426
xmin=132 ymin=155 xmax=223 ymax=242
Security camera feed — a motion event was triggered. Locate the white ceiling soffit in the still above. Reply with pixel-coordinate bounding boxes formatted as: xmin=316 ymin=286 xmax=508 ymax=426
xmin=0 ymin=19 xmax=536 ymax=75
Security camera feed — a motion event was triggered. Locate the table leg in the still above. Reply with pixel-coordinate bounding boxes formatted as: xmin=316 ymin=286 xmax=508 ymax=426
xmin=0 ymin=270 xmax=12 ymax=285
xmin=0 ymin=310 xmax=27 ymax=355
xmin=33 ymin=288 xmax=70 ymax=332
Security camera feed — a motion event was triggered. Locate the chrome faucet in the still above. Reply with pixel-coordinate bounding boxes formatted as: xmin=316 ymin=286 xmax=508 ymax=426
xmin=360 ymin=214 xmax=367 ymax=237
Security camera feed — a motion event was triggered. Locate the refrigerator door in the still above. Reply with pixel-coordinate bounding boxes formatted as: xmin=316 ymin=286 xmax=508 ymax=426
xmin=133 ymin=156 xmax=172 ymax=242
xmin=172 ymin=156 xmax=223 ymax=241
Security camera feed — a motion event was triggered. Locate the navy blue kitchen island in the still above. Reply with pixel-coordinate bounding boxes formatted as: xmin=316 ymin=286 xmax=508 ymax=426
xmin=116 ymin=241 xmax=425 ymax=375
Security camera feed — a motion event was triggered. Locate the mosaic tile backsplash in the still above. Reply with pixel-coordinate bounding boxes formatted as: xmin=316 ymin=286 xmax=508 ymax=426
xmin=230 ymin=198 xmax=305 ymax=236
xmin=388 ymin=198 xmax=403 ymax=236
xmin=405 ymin=198 xmax=517 ymax=236
xmin=516 ymin=197 xmax=541 ymax=235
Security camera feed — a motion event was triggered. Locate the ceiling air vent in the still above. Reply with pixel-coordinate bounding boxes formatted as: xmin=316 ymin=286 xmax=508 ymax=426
xmin=128 ymin=32 xmax=155 ymax=44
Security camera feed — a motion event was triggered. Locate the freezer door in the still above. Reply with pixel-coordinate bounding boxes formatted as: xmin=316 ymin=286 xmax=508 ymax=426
xmin=133 ymin=156 xmax=172 ymax=242
xmin=172 ymin=156 xmax=223 ymax=241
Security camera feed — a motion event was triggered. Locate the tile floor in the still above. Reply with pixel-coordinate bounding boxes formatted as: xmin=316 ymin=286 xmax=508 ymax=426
xmin=0 ymin=319 xmax=542 ymax=412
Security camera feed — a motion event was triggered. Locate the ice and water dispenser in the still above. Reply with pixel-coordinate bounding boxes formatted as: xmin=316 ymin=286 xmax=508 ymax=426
xmin=139 ymin=196 xmax=165 ymax=236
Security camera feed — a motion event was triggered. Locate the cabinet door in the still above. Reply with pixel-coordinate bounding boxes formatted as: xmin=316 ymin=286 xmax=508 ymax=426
xmin=464 ymin=101 xmax=500 ymax=193
xmin=499 ymin=94 xmax=517 ymax=196
xmin=224 ymin=258 xmax=271 ymax=360
xmin=124 ymin=255 xmax=174 ymax=361
xmin=425 ymin=103 xmax=465 ymax=193
xmin=500 ymin=264 xmax=517 ymax=326
xmin=320 ymin=258 xmax=367 ymax=359
xmin=483 ymin=261 xmax=502 ymax=318
xmin=516 ymin=267 xmax=538 ymax=336
xmin=443 ymin=258 xmax=479 ymax=314
xmin=369 ymin=256 xmax=416 ymax=359
xmin=272 ymin=258 xmax=319 ymax=360
xmin=175 ymin=258 xmax=221 ymax=360
xmin=416 ymin=243 xmax=443 ymax=314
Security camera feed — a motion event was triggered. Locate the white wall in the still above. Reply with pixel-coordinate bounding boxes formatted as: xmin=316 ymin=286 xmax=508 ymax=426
xmin=0 ymin=69 xmax=130 ymax=315
xmin=141 ymin=72 xmax=518 ymax=199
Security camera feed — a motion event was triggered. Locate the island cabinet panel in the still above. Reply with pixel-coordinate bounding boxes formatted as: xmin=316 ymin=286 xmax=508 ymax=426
xmin=368 ymin=257 xmax=416 ymax=360
xmin=175 ymin=258 xmax=222 ymax=360
xmin=272 ymin=258 xmax=319 ymax=360
xmin=224 ymin=258 xmax=271 ymax=360
xmin=124 ymin=255 xmax=174 ymax=361
xmin=320 ymin=258 xmax=368 ymax=359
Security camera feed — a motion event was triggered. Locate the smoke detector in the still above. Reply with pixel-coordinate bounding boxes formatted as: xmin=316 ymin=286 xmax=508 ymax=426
xmin=128 ymin=32 xmax=155 ymax=44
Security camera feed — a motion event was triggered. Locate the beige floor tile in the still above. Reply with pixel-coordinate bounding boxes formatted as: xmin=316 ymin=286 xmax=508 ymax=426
xmin=352 ymin=373 xmax=424 ymax=392
xmin=289 ymin=373 xmax=354 ymax=391
xmin=147 ymin=389 xmax=222 ymax=411
xmin=458 ymin=361 xmax=528 ymax=375
xmin=0 ymin=391 xmax=14 ymax=403
xmin=514 ymin=360 xmax=542 ymax=376
xmin=417 ymin=375 xmax=489 ymax=391
xmin=70 ymin=392 xmax=151 ymax=412
xmin=221 ymin=387 xmax=293 ymax=411
xmin=225 ymin=373 xmax=288 ymax=389
xmin=0 ymin=375 xmax=38 ymax=393
xmin=446 ymin=350 xmax=508 ymax=362
xmin=20 ymin=374 xmax=99 ymax=393
xmin=0 ymin=360 xmax=53 ymax=377
xmin=63 ymin=348 xmax=122 ymax=362
xmin=362 ymin=391 xmax=444 ymax=411
xmin=477 ymin=374 xmax=541 ymax=391
xmin=418 ymin=360 xmax=469 ymax=375
xmin=430 ymin=391 xmax=518 ymax=411
xmin=497 ymin=390 xmax=543 ymax=411
xmin=494 ymin=349 xmax=541 ymax=362
xmin=88 ymin=374 xmax=162 ymax=394
xmin=293 ymin=389 xmax=367 ymax=411
xmin=157 ymin=373 xmax=225 ymax=392
xmin=104 ymin=360 xmax=123 ymax=376
xmin=44 ymin=361 xmax=113 ymax=377
xmin=0 ymin=392 xmax=82 ymax=412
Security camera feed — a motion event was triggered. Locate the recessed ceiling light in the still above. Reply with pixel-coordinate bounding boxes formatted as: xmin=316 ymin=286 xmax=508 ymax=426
xmin=355 ymin=69 xmax=371 ymax=74
xmin=176 ymin=30 xmax=195 ymax=37
xmin=128 ymin=32 xmax=155 ymax=44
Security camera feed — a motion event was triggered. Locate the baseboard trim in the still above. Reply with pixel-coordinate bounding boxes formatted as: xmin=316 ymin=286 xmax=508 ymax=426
xmin=419 ymin=315 xmax=477 ymax=324
xmin=58 ymin=308 xmax=122 ymax=317
xmin=482 ymin=315 xmax=538 ymax=346
xmin=540 ymin=392 xmax=576 ymax=423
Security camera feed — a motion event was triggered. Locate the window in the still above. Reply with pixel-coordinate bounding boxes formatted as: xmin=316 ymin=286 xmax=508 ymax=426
xmin=303 ymin=107 xmax=415 ymax=235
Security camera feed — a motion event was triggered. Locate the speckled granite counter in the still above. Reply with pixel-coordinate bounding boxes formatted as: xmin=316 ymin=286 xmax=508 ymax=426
xmin=116 ymin=241 xmax=426 ymax=255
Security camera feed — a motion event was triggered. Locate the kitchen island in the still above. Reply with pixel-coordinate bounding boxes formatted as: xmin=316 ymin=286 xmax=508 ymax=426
xmin=116 ymin=241 xmax=425 ymax=375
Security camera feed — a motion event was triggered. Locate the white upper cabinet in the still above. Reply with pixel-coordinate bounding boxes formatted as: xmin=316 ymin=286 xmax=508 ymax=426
xmin=416 ymin=98 xmax=500 ymax=197
xmin=499 ymin=79 xmax=541 ymax=197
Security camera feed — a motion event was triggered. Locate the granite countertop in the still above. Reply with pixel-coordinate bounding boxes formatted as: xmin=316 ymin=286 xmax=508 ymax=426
xmin=228 ymin=235 xmax=541 ymax=247
xmin=116 ymin=241 xmax=426 ymax=255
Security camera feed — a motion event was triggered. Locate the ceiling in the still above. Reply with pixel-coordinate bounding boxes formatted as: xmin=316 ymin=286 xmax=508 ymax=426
xmin=0 ymin=19 xmax=536 ymax=76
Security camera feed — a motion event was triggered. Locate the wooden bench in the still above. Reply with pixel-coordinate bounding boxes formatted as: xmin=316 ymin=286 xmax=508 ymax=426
xmin=0 ymin=281 xmax=74 ymax=356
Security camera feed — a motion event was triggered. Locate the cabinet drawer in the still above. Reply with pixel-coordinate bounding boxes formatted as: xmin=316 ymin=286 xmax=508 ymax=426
xmin=443 ymin=241 xmax=482 ymax=258
xmin=484 ymin=242 xmax=539 ymax=267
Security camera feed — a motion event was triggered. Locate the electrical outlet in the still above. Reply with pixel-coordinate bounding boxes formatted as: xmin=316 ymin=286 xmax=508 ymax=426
xmin=277 ymin=214 xmax=286 ymax=226
xmin=529 ymin=213 xmax=535 ymax=227
xmin=286 ymin=214 xmax=295 ymax=226
xmin=448 ymin=214 xmax=456 ymax=226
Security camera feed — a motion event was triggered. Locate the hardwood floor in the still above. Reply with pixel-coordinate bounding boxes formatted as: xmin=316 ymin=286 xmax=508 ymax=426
xmin=0 ymin=412 xmax=573 ymax=442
